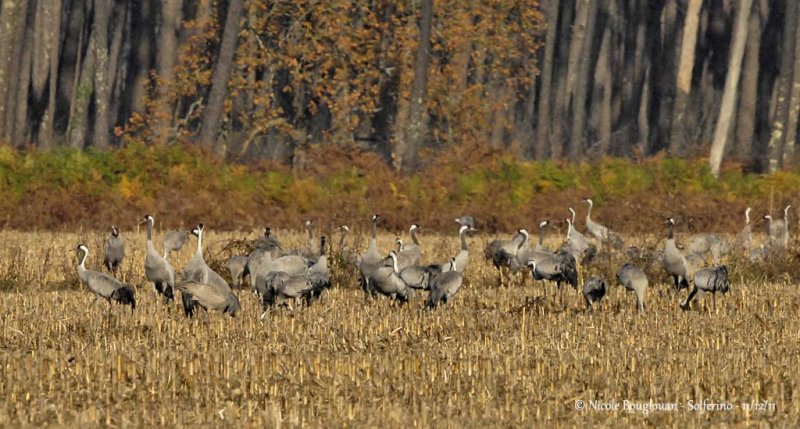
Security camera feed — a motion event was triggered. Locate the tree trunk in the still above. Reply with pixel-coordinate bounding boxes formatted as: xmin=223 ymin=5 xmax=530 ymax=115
xmin=0 ymin=0 xmax=30 ymax=142
xmin=733 ymin=0 xmax=761 ymax=161
xmin=782 ymin=2 xmax=800 ymax=166
xmin=710 ymin=0 xmax=754 ymax=178
xmin=12 ymin=6 xmax=33 ymax=148
xmin=668 ymin=0 xmax=702 ymax=156
xmin=198 ymin=0 xmax=245 ymax=154
xmin=534 ymin=0 xmax=559 ymax=159
xmin=153 ymin=0 xmax=182 ymax=143
xmin=68 ymin=18 xmax=96 ymax=149
xmin=593 ymin=28 xmax=612 ymax=156
xmin=767 ymin=0 xmax=798 ymax=172
xmin=568 ymin=0 xmax=599 ymax=161
xmin=37 ymin=0 xmax=62 ymax=148
xmin=399 ymin=0 xmax=433 ymax=172
xmin=93 ymin=0 xmax=111 ymax=149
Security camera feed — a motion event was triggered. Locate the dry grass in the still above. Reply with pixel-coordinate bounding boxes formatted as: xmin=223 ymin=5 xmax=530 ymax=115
xmin=0 ymin=226 xmax=798 ymax=427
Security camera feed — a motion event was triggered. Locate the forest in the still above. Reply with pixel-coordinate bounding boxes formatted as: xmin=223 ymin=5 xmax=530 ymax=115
xmin=0 ymin=0 xmax=795 ymax=176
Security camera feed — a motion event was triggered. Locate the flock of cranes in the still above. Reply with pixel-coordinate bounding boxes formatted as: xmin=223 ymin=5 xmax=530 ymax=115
xmin=73 ymin=199 xmax=791 ymax=319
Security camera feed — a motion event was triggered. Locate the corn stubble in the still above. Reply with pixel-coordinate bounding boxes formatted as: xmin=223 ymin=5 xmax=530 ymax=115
xmin=0 ymin=229 xmax=797 ymax=427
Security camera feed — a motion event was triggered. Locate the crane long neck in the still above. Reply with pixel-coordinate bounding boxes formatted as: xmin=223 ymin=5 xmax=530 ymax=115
xmin=745 ymin=211 xmax=750 ymax=225
xmin=538 ymin=227 xmax=545 ymax=247
xmin=667 ymin=223 xmax=674 ymax=240
xmin=460 ymin=229 xmax=468 ymax=251
xmin=146 ymin=219 xmax=153 ymax=241
xmin=586 ymin=201 xmax=593 ymax=221
xmin=196 ymin=230 xmax=203 ymax=256
xmin=307 ymin=224 xmax=313 ymax=241
xmin=410 ymin=228 xmax=419 ymax=245
xmin=371 ymin=219 xmax=377 ymax=243
xmin=339 ymin=229 xmax=348 ymax=250
xmin=390 ymin=254 xmax=399 ymax=274
xmin=566 ymin=221 xmax=573 ymax=239
xmin=78 ymin=250 xmax=87 ymax=270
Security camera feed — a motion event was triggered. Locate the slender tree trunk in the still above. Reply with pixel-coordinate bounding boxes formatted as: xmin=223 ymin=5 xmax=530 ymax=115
xmin=68 ymin=17 xmax=96 ymax=149
xmin=93 ymin=0 xmax=111 ymax=149
xmin=37 ymin=0 xmax=62 ymax=148
xmin=0 ymin=0 xmax=29 ymax=141
xmin=734 ymin=0 xmax=761 ymax=161
xmin=398 ymin=0 xmax=433 ymax=171
xmin=12 ymin=7 xmax=33 ymax=148
xmin=198 ymin=0 xmax=245 ymax=154
xmin=535 ymin=0 xmax=559 ymax=159
xmin=669 ymin=0 xmax=702 ymax=156
xmin=568 ymin=0 xmax=599 ymax=161
xmin=710 ymin=0 xmax=754 ymax=178
xmin=0 ymin=0 xmax=30 ymax=142
xmin=782 ymin=2 xmax=800 ymax=165
xmin=593 ymin=28 xmax=612 ymax=156
xmin=767 ymin=0 xmax=798 ymax=171
xmin=153 ymin=0 xmax=182 ymax=143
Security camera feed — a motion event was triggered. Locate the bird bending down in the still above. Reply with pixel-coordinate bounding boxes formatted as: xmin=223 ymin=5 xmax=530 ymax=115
xmin=140 ymin=214 xmax=176 ymax=304
xmin=616 ymin=262 xmax=648 ymax=312
xmin=485 ymin=229 xmax=529 ymax=286
xmin=582 ymin=276 xmax=608 ymax=310
xmin=162 ymin=230 xmax=189 ymax=258
xmin=76 ymin=244 xmax=136 ymax=315
xmin=426 ymin=258 xmax=464 ymax=308
xmin=680 ymin=265 xmax=730 ymax=311
xmin=526 ymin=247 xmax=578 ymax=298
xmin=178 ymin=281 xmax=240 ymax=318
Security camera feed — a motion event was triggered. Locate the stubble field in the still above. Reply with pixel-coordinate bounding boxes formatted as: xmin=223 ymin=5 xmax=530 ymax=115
xmin=0 ymin=225 xmax=798 ymax=427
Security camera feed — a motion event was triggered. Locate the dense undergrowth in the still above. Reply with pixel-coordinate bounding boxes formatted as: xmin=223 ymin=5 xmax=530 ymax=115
xmin=0 ymin=142 xmax=797 ymax=233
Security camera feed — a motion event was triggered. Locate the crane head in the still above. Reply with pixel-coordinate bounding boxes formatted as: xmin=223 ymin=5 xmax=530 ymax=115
xmin=410 ymin=224 xmax=420 ymax=232
xmin=665 ymin=217 xmax=675 ymax=225
xmin=110 ymin=225 xmax=119 ymax=236
xmin=372 ymin=214 xmax=381 ymax=222
xmin=139 ymin=214 xmax=153 ymax=225
xmin=340 ymin=225 xmax=349 ymax=232
xmin=539 ymin=220 xmax=550 ymax=229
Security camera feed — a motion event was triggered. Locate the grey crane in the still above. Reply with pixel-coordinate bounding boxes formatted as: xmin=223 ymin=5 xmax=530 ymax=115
xmin=516 ymin=221 xmax=551 ymax=266
xmin=439 ymin=224 xmax=477 ymax=272
xmin=227 ymin=255 xmax=249 ymax=289
xmin=103 ymin=225 xmax=125 ymax=273
xmin=178 ymin=281 xmax=240 ymax=318
xmin=564 ymin=212 xmax=597 ymax=266
xmin=395 ymin=224 xmax=422 ymax=270
xmin=768 ymin=205 xmax=791 ymax=251
xmin=582 ymin=275 xmax=608 ymax=310
xmin=249 ymin=246 xmax=313 ymax=297
xmin=399 ymin=263 xmax=438 ymax=290
xmin=663 ymin=218 xmax=691 ymax=292
xmin=616 ymin=262 xmax=648 ymax=312
xmin=526 ymin=247 xmax=578 ymax=298
xmin=140 ymin=214 xmax=176 ymax=303
xmin=484 ymin=228 xmax=529 ymax=286
xmin=734 ymin=207 xmax=752 ymax=254
xmin=296 ymin=220 xmax=320 ymax=261
xmin=455 ymin=215 xmax=476 ymax=228
xmin=76 ymin=244 xmax=136 ymax=314
xmin=359 ymin=214 xmax=384 ymax=294
xmin=426 ymin=258 xmax=464 ymax=308
xmin=366 ymin=251 xmax=410 ymax=302
xmin=680 ymin=265 xmax=730 ymax=311
xmin=162 ymin=230 xmax=189 ymax=258
xmin=254 ymin=226 xmax=282 ymax=252
xmin=336 ymin=225 xmax=359 ymax=267
xmin=258 ymin=235 xmax=331 ymax=316
xmin=583 ymin=198 xmax=624 ymax=249
xmin=182 ymin=224 xmax=231 ymax=294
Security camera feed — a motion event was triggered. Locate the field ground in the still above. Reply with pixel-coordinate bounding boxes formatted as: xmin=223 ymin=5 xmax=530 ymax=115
xmin=0 ymin=228 xmax=798 ymax=427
